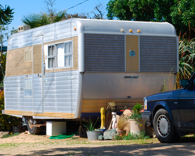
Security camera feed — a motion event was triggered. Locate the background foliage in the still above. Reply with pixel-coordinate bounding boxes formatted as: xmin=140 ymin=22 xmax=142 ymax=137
xmin=107 ymin=0 xmax=195 ymax=39
xmin=0 ymin=4 xmax=14 ymax=25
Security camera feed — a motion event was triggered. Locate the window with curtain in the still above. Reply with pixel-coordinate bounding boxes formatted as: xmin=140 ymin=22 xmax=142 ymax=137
xmin=47 ymin=41 xmax=73 ymax=69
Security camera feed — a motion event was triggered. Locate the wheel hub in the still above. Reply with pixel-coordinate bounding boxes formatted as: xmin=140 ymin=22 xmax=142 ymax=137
xmin=157 ymin=115 xmax=170 ymax=138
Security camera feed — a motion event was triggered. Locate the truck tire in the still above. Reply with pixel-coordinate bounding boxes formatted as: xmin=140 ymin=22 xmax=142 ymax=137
xmin=153 ymin=109 xmax=178 ymax=143
xmin=26 ymin=117 xmax=41 ymax=135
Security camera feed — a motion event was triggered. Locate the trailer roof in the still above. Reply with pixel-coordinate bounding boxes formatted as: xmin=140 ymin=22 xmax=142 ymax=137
xmin=8 ymin=19 xmax=176 ymax=50
xmin=78 ymin=19 xmax=176 ymax=36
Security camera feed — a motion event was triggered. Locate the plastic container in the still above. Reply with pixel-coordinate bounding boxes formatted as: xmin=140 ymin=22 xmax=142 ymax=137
xmin=87 ymin=131 xmax=103 ymax=140
xmin=130 ymin=119 xmax=145 ymax=135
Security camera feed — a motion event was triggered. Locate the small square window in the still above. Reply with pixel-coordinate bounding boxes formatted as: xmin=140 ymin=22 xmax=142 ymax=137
xmin=25 ymin=50 xmax=32 ymax=61
xmin=24 ymin=79 xmax=32 ymax=96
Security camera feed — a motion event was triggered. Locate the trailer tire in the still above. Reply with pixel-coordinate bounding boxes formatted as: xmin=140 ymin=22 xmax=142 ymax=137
xmin=26 ymin=117 xmax=41 ymax=135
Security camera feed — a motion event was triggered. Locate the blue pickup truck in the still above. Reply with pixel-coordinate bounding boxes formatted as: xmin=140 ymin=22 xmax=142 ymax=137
xmin=141 ymin=73 xmax=195 ymax=143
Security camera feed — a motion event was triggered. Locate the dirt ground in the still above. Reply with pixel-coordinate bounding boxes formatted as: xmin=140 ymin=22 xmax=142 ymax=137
xmin=0 ymin=133 xmax=195 ymax=156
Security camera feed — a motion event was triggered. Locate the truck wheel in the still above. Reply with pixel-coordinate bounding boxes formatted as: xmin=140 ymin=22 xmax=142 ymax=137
xmin=26 ymin=117 xmax=41 ymax=135
xmin=153 ymin=109 xmax=177 ymax=143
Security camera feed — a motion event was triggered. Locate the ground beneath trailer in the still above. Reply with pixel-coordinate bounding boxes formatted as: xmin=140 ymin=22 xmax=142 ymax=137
xmin=1 ymin=133 xmax=195 ymax=155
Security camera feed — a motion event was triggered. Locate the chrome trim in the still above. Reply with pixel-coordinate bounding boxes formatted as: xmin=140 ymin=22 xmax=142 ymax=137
xmin=176 ymin=36 xmax=179 ymax=73
xmin=78 ymin=21 xmax=84 ymax=72
xmin=75 ymin=72 xmax=83 ymax=118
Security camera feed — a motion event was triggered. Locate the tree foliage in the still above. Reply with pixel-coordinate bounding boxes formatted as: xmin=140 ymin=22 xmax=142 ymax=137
xmin=171 ymin=0 xmax=195 ymax=39
xmin=22 ymin=0 xmax=66 ymax=28
xmin=106 ymin=0 xmax=195 ymax=38
xmin=0 ymin=25 xmax=9 ymax=81
xmin=0 ymin=4 xmax=14 ymax=25
xmin=22 ymin=12 xmax=65 ymax=29
xmin=0 ymin=53 xmax=6 ymax=83
xmin=107 ymin=0 xmax=175 ymax=21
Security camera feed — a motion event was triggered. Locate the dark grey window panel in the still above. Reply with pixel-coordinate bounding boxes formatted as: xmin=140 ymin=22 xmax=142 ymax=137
xmin=140 ymin=36 xmax=177 ymax=73
xmin=84 ymin=34 xmax=125 ymax=72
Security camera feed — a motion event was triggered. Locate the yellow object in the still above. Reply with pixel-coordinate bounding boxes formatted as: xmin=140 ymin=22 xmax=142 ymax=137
xmin=137 ymin=29 xmax=141 ymax=33
xmin=100 ymin=107 xmax=105 ymax=129
xmin=129 ymin=29 xmax=132 ymax=33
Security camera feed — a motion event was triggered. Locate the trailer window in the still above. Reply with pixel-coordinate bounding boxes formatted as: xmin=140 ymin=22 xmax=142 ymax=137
xmin=64 ymin=42 xmax=73 ymax=67
xmin=24 ymin=79 xmax=32 ymax=96
xmin=48 ymin=45 xmax=55 ymax=68
xmin=46 ymin=41 xmax=73 ymax=69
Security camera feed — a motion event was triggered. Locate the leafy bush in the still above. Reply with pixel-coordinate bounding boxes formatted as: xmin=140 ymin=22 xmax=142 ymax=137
xmin=129 ymin=103 xmax=142 ymax=121
xmin=132 ymin=103 xmax=142 ymax=115
xmin=0 ymin=91 xmax=20 ymax=131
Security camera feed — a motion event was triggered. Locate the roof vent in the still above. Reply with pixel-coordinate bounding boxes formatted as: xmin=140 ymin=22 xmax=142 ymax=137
xmin=18 ymin=25 xmax=30 ymax=32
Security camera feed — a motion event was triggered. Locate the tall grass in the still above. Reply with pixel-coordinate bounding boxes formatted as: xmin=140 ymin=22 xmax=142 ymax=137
xmin=177 ymin=38 xmax=195 ymax=88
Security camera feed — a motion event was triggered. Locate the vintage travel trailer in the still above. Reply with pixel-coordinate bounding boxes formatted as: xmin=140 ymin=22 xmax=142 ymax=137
xmin=3 ymin=19 xmax=178 ymax=133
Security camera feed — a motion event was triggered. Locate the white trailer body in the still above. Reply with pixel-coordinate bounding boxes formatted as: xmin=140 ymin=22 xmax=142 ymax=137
xmin=3 ymin=19 xmax=178 ymax=120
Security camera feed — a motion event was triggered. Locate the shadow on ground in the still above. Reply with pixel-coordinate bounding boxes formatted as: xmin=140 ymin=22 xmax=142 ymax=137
xmin=15 ymin=137 xmax=195 ymax=156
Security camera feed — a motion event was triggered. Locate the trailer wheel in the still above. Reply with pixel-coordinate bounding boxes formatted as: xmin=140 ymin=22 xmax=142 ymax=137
xmin=153 ymin=109 xmax=178 ymax=143
xmin=25 ymin=117 xmax=42 ymax=134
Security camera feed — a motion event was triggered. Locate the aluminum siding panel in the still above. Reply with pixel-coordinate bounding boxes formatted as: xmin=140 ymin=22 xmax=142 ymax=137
xmin=140 ymin=36 xmax=177 ymax=73
xmin=43 ymin=70 xmax=78 ymax=113
xmin=84 ymin=34 xmax=125 ymax=72
xmin=8 ymin=21 xmax=77 ymax=51
xmin=4 ymin=70 xmax=79 ymax=115
xmin=4 ymin=75 xmax=33 ymax=111
xmin=33 ymin=74 xmax=42 ymax=113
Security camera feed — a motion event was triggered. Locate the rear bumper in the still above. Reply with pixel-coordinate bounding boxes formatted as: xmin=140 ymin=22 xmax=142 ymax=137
xmin=141 ymin=111 xmax=151 ymax=122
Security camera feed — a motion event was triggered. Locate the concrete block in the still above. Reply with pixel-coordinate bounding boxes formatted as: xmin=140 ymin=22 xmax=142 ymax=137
xmin=46 ymin=121 xmax=66 ymax=136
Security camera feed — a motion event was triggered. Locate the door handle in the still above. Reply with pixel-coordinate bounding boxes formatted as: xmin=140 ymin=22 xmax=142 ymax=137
xmin=174 ymin=102 xmax=178 ymax=104
xmin=43 ymin=63 xmax=45 ymax=76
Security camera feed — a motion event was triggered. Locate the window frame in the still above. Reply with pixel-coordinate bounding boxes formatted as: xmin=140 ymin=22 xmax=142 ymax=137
xmin=48 ymin=45 xmax=56 ymax=68
xmin=47 ymin=40 xmax=73 ymax=70
xmin=24 ymin=78 xmax=32 ymax=97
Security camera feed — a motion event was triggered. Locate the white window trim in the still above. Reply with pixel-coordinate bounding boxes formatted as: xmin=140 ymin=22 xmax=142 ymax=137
xmin=45 ymin=40 xmax=73 ymax=70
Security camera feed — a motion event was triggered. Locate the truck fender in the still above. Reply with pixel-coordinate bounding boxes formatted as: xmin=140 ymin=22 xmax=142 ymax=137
xmin=152 ymin=101 xmax=174 ymax=123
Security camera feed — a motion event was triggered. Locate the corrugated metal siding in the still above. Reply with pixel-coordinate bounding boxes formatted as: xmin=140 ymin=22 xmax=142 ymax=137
xmin=8 ymin=21 xmax=77 ymax=50
xmin=4 ymin=75 xmax=33 ymax=111
xmin=4 ymin=70 xmax=78 ymax=114
xmin=84 ymin=34 xmax=125 ymax=72
xmin=140 ymin=36 xmax=177 ymax=73
xmin=33 ymin=74 xmax=42 ymax=113
xmin=43 ymin=70 xmax=78 ymax=113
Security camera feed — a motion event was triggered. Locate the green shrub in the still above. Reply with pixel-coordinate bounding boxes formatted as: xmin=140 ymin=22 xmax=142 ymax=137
xmin=133 ymin=103 xmax=142 ymax=115
xmin=129 ymin=103 xmax=142 ymax=121
xmin=115 ymin=131 xmax=149 ymax=140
